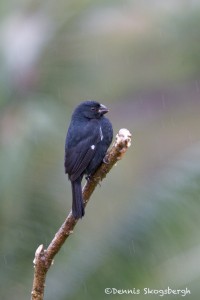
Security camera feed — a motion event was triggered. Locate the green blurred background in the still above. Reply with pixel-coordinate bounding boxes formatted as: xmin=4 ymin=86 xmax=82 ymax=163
xmin=1 ymin=1 xmax=200 ymax=299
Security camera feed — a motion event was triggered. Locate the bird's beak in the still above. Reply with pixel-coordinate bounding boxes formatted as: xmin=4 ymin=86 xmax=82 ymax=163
xmin=98 ymin=104 xmax=109 ymax=114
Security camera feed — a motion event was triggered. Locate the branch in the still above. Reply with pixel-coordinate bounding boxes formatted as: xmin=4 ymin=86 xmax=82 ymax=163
xmin=31 ymin=128 xmax=132 ymax=300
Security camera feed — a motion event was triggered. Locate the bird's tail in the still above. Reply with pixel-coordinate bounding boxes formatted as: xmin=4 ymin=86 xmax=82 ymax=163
xmin=71 ymin=178 xmax=85 ymax=219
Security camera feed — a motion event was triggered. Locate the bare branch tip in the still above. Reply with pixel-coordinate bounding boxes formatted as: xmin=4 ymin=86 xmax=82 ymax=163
xmin=33 ymin=244 xmax=45 ymax=265
xmin=35 ymin=244 xmax=44 ymax=255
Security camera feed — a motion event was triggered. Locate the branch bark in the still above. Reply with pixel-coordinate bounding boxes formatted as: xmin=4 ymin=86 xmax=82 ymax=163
xmin=31 ymin=128 xmax=132 ymax=300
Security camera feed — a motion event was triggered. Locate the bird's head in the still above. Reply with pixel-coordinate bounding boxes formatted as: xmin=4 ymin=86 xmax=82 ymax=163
xmin=75 ymin=100 xmax=109 ymax=119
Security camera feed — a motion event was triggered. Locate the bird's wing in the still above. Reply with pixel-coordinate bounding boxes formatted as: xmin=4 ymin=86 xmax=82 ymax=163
xmin=65 ymin=119 xmax=101 ymax=181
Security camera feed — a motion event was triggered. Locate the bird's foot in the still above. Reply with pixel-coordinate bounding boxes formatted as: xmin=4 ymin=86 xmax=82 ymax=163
xmin=103 ymin=156 xmax=109 ymax=164
xmin=85 ymin=174 xmax=102 ymax=186
xmin=85 ymin=175 xmax=91 ymax=182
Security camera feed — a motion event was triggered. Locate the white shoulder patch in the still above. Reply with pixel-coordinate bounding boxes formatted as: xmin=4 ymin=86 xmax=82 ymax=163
xmin=100 ymin=126 xmax=103 ymax=141
xmin=91 ymin=145 xmax=95 ymax=150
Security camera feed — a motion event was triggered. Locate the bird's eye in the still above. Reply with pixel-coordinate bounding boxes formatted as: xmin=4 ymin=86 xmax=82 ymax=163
xmin=91 ymin=107 xmax=96 ymax=111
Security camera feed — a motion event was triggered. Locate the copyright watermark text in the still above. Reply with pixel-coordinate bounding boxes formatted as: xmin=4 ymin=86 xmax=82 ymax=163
xmin=105 ymin=287 xmax=191 ymax=297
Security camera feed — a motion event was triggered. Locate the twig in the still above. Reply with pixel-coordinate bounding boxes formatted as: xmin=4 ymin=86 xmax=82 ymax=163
xmin=31 ymin=128 xmax=132 ymax=300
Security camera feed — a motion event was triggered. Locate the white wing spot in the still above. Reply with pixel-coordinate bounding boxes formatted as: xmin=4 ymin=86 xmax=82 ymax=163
xmin=91 ymin=145 xmax=95 ymax=150
xmin=100 ymin=126 xmax=103 ymax=141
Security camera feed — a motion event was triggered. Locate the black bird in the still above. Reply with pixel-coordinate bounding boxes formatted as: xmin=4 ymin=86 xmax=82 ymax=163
xmin=65 ymin=100 xmax=113 ymax=219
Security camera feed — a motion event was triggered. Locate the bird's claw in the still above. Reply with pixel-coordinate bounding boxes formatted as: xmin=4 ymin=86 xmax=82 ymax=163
xmin=85 ymin=175 xmax=91 ymax=182
xmin=103 ymin=156 xmax=109 ymax=164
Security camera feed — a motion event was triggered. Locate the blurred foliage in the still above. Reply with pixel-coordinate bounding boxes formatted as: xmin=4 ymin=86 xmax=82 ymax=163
xmin=1 ymin=1 xmax=200 ymax=299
